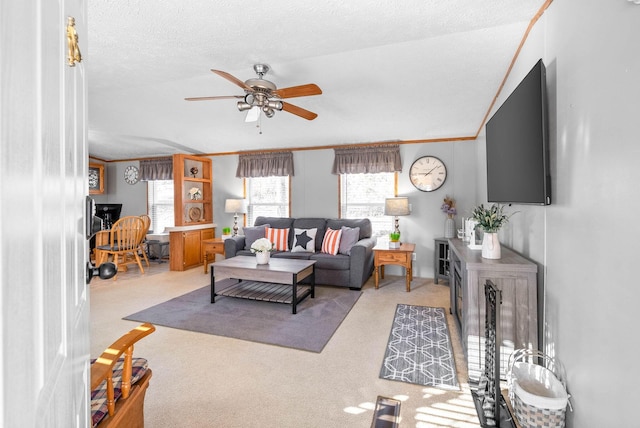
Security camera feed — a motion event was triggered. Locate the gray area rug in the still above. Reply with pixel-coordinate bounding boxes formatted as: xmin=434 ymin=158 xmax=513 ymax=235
xmin=379 ymin=304 xmax=459 ymax=390
xmin=124 ymin=279 xmax=362 ymax=353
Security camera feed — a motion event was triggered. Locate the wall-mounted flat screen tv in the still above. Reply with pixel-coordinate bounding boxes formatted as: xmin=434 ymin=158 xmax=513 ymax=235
xmin=485 ymin=59 xmax=551 ymax=205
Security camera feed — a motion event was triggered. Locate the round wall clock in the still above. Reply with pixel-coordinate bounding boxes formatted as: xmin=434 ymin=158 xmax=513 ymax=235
xmin=124 ymin=165 xmax=139 ymax=185
xmin=409 ymin=156 xmax=447 ymax=192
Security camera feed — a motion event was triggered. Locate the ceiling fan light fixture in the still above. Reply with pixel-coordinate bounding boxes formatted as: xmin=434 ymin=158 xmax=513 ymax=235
xmin=237 ymin=101 xmax=252 ymax=111
xmin=266 ymin=100 xmax=283 ymax=111
xmin=244 ymin=93 xmax=256 ymax=105
xmin=263 ymin=108 xmax=275 ymax=118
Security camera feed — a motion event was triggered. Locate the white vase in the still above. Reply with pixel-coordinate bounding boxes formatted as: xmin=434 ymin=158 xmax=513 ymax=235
xmin=482 ymin=232 xmax=501 ymax=259
xmin=255 ymin=252 xmax=270 ymax=265
xmin=444 ymin=217 xmax=455 ymax=238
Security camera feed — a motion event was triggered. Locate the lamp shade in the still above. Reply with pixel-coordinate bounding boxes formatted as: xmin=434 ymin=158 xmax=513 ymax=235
xmin=225 ymin=199 xmax=246 ymax=214
xmin=384 ymin=197 xmax=410 ymax=216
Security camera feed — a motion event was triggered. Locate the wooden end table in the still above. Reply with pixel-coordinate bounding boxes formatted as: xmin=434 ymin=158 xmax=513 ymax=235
xmin=202 ymin=238 xmax=225 ymax=273
xmin=374 ymin=243 xmax=415 ymax=292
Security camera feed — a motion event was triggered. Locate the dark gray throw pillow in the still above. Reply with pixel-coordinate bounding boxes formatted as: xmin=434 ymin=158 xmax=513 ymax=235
xmin=339 ymin=226 xmax=360 ymax=255
xmin=243 ymin=224 xmax=270 ymax=250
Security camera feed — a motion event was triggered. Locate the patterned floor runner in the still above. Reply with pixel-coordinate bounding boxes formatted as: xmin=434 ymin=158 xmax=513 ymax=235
xmin=379 ymin=304 xmax=459 ymax=390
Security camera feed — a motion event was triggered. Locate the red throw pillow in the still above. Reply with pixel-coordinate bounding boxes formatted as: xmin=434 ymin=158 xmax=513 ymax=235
xmin=265 ymin=227 xmax=289 ymax=251
xmin=321 ymin=228 xmax=343 ymax=255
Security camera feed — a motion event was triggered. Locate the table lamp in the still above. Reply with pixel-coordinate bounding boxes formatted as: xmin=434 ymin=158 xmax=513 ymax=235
xmin=225 ymin=199 xmax=247 ymax=236
xmin=384 ymin=197 xmax=410 ymax=248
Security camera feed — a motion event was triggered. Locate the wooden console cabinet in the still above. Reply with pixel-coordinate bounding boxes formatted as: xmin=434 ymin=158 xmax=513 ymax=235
xmin=448 ymin=238 xmax=538 ymax=381
xmin=168 ymin=226 xmax=215 ymax=271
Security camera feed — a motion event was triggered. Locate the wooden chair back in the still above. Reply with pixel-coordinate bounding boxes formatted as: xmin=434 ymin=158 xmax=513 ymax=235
xmin=95 ymin=216 xmax=146 ymax=278
xmin=91 ymin=323 xmax=155 ymax=427
xmin=137 ymin=215 xmax=152 ymax=267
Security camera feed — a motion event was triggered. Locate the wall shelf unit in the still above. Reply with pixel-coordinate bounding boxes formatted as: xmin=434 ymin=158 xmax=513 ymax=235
xmin=169 ymin=154 xmax=215 ymax=271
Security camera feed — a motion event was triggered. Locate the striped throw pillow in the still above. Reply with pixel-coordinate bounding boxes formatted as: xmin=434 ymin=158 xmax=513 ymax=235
xmin=321 ymin=228 xmax=343 ymax=255
xmin=265 ymin=227 xmax=290 ymax=251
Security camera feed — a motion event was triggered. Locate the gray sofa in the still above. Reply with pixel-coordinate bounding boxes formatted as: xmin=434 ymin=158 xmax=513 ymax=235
xmin=223 ymin=216 xmax=376 ymax=290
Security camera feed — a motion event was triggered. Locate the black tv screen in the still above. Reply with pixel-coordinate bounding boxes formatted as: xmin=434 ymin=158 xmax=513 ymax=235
xmin=95 ymin=203 xmax=122 ymax=229
xmin=486 ymin=59 xmax=551 ymax=205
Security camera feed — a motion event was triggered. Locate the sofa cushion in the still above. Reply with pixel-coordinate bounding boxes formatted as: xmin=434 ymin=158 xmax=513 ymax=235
xmin=271 ymin=251 xmax=313 ymax=260
xmin=321 ymin=228 xmax=342 ymax=255
xmin=326 ymin=218 xmax=372 ymax=240
xmin=266 ymin=227 xmax=290 ymax=251
xmin=339 ymin=226 xmax=360 ymax=256
xmin=255 ymin=216 xmax=294 ymax=229
xmin=243 ymin=224 xmax=269 ymax=251
xmin=310 ymin=252 xmax=351 ymax=270
xmin=291 ymin=228 xmax=317 ymax=253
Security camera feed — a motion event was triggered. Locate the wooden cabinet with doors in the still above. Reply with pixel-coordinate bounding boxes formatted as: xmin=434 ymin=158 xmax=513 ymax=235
xmin=169 ymin=227 xmax=215 ymax=271
xmin=168 ymin=154 xmax=216 ymax=271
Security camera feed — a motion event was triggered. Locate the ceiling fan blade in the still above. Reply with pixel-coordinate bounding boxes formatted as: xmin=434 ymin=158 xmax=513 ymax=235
xmin=273 ymin=84 xmax=322 ymax=99
xmin=281 ymin=102 xmax=318 ymax=120
xmin=184 ymin=95 xmax=243 ymax=101
xmin=211 ymin=69 xmax=252 ymax=91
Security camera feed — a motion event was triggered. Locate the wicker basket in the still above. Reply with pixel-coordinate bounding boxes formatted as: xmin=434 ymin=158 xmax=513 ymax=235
xmin=507 ymin=349 xmax=569 ymax=428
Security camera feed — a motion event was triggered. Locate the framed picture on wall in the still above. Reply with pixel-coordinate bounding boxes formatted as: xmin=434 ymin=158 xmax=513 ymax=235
xmin=89 ymin=163 xmax=105 ymax=194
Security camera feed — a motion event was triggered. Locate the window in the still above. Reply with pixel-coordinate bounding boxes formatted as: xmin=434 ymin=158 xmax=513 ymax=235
xmin=147 ymin=180 xmax=174 ymax=233
xmin=340 ymin=172 xmax=396 ymax=237
xmin=246 ymin=176 xmax=290 ymax=227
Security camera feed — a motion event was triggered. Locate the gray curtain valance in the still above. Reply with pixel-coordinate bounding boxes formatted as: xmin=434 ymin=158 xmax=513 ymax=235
xmin=236 ymin=152 xmax=294 ymax=178
xmin=139 ymin=157 xmax=173 ymax=181
xmin=331 ymin=144 xmax=402 ymax=174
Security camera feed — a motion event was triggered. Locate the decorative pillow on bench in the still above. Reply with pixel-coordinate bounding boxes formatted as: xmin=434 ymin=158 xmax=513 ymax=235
xmin=90 ymin=357 xmax=149 ymax=427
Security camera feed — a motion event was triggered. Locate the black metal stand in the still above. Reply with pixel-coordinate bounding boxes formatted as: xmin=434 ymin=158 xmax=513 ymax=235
xmin=471 ymin=280 xmax=517 ymax=428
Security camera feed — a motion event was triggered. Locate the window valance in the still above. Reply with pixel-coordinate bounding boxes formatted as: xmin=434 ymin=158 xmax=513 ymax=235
xmin=331 ymin=144 xmax=402 ymax=174
xmin=236 ymin=151 xmax=295 ymax=178
xmin=139 ymin=157 xmax=173 ymax=181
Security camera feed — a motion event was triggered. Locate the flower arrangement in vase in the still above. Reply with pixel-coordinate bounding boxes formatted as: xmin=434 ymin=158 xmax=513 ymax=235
xmin=250 ymin=237 xmax=275 ymax=264
xmin=470 ymin=204 xmax=514 ymax=259
xmin=441 ymin=195 xmax=457 ymax=238
xmin=188 ymin=187 xmax=202 ymax=200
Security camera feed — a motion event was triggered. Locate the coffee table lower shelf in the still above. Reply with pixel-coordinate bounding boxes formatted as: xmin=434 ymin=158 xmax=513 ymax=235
xmin=217 ymin=280 xmax=312 ymax=312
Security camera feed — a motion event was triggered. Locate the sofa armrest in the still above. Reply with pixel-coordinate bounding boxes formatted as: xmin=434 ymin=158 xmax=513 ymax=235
xmin=224 ymin=236 xmax=245 ymax=258
xmin=348 ymin=237 xmax=377 ymax=289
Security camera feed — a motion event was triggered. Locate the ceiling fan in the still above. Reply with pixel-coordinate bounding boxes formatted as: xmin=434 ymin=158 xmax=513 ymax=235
xmin=185 ymin=64 xmax=322 ymax=121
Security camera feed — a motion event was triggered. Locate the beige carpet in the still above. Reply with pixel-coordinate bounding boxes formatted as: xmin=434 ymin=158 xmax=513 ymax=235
xmin=90 ymin=262 xmax=481 ymax=428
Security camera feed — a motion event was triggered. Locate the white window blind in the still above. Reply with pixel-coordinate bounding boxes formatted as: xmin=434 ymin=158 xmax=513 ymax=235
xmin=340 ymin=172 xmax=395 ymax=237
xmin=246 ymin=176 xmax=290 ymax=227
xmin=147 ymin=180 xmax=174 ymax=233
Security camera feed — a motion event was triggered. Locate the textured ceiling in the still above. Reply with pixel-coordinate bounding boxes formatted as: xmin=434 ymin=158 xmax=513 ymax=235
xmin=87 ymin=0 xmax=548 ymax=161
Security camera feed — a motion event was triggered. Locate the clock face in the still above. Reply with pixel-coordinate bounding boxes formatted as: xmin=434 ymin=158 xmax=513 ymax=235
xmin=409 ymin=156 xmax=447 ymax=192
xmin=124 ymin=165 xmax=139 ymax=185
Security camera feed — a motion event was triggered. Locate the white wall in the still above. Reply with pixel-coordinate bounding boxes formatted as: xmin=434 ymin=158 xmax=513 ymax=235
xmin=477 ymin=1 xmax=640 ymax=426
xmin=90 ymin=161 xmax=147 ymax=217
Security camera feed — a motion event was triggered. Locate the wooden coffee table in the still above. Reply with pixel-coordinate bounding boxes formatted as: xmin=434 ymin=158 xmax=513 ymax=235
xmin=209 ymin=256 xmax=316 ymax=314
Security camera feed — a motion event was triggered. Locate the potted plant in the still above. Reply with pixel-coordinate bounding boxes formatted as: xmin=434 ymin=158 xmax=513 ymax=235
xmin=389 ymin=232 xmax=401 ymax=248
xmin=221 ymin=227 xmax=232 ymax=240
xmin=441 ymin=195 xmax=457 ymax=238
xmin=250 ymin=237 xmax=275 ymax=264
xmin=470 ymin=204 xmax=513 ymax=259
